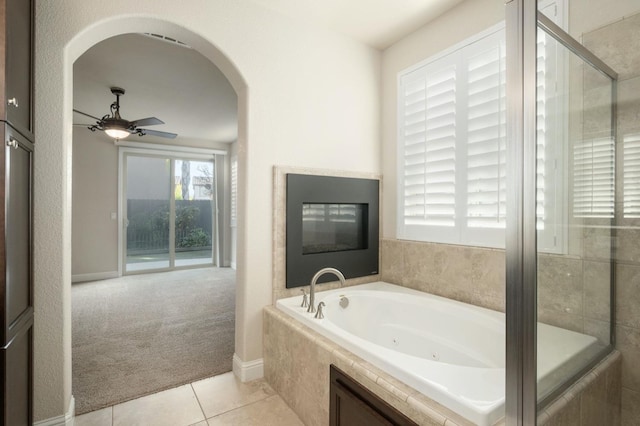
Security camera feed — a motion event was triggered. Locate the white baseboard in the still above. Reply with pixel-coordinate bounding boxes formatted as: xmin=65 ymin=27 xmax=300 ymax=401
xmin=232 ymin=353 xmax=263 ymax=382
xmin=72 ymin=271 xmax=119 ymax=283
xmin=34 ymin=396 xmax=75 ymax=426
xmin=230 ymin=261 xmax=237 ymax=270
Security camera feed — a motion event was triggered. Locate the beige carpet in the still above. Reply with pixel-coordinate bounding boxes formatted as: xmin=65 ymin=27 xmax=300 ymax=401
xmin=72 ymin=267 xmax=235 ymax=415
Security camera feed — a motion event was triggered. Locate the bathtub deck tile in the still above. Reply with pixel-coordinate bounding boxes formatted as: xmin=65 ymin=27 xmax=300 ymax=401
xmin=543 ymin=395 xmax=571 ymax=421
xmin=406 ymin=396 xmax=447 ymax=425
xmin=331 ymin=348 xmax=354 ymax=371
xmin=315 ymin=334 xmax=338 ymax=354
xmin=372 ymin=368 xmax=419 ymax=400
xmin=376 ymin=376 xmax=410 ymax=402
xmin=352 ymin=361 xmax=379 ymax=384
xmin=537 ymin=411 xmax=551 ymax=425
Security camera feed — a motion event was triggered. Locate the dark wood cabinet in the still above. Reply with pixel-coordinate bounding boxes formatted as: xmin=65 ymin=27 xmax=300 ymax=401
xmin=2 ymin=317 xmax=32 ymax=426
xmin=1 ymin=0 xmax=35 ymax=141
xmin=1 ymin=123 xmax=33 ymax=426
xmin=330 ymin=365 xmax=418 ymax=426
xmin=0 ymin=0 xmax=34 ymax=424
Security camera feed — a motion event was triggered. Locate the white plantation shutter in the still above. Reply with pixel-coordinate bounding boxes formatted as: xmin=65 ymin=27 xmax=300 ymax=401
xmin=398 ymin=28 xmax=507 ymax=247
xmin=465 ymin=36 xmax=506 ymax=229
xmin=401 ymin=63 xmax=457 ymax=228
xmin=536 ymin=25 xmax=566 ymax=252
xmin=573 ymin=137 xmax=615 ymax=218
xmin=398 ymin=22 xmax=565 ymax=251
xmin=624 ymin=134 xmax=640 ymax=218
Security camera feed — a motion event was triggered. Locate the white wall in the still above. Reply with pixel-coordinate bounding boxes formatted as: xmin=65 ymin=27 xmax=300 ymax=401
xmin=71 ymin=131 xmax=119 ymax=277
xmin=381 ymin=0 xmax=504 ymax=239
xmin=35 ymin=0 xmax=380 ymax=421
xmin=71 ymin=130 xmax=233 ymax=278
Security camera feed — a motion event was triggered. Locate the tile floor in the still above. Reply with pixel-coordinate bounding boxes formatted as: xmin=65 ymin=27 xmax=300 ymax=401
xmin=74 ymin=372 xmax=304 ymax=426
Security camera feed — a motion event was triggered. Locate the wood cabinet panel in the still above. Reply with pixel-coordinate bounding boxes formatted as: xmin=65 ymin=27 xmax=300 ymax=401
xmin=330 ymin=365 xmax=418 ymax=426
xmin=0 ymin=0 xmax=34 ymax=140
xmin=3 ymin=124 xmax=32 ymax=342
xmin=0 ymin=0 xmax=34 ymax=423
xmin=2 ymin=321 xmax=33 ymax=426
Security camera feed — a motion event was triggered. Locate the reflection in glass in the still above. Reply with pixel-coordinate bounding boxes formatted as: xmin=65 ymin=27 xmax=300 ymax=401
xmin=125 ymin=156 xmax=171 ymax=271
xmin=302 ymin=203 xmax=367 ymax=254
xmin=536 ymin=26 xmax=614 ymax=403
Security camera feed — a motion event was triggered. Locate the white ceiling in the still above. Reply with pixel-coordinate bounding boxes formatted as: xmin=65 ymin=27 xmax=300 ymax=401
xmin=73 ymin=33 xmax=238 ymax=144
xmin=249 ymin=0 xmax=466 ymax=49
xmin=73 ymin=0 xmax=464 ymax=145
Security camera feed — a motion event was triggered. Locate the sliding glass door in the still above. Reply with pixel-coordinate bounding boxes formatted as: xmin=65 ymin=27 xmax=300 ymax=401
xmin=174 ymin=159 xmax=215 ymax=268
xmin=123 ymin=153 xmax=216 ymax=273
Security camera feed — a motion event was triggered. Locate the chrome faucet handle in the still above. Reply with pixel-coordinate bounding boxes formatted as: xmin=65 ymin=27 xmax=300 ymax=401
xmin=307 ymin=297 xmax=316 ymax=313
xmin=314 ymin=302 xmax=325 ymax=319
xmin=300 ymin=288 xmax=309 ymax=308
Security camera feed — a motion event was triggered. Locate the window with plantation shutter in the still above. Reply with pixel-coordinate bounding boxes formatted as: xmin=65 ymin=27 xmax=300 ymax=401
xmin=401 ymin=60 xmax=457 ymax=229
xmin=398 ymin=14 xmax=565 ymax=251
xmin=398 ymin=27 xmax=507 ymax=248
xmin=465 ymin=36 xmax=506 ymax=231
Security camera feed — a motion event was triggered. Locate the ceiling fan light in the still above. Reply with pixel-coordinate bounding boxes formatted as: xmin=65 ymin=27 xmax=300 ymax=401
xmin=104 ymin=127 xmax=130 ymax=140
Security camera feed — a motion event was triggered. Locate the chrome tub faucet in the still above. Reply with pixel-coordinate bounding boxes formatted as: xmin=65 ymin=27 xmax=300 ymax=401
xmin=308 ymin=267 xmax=346 ymax=314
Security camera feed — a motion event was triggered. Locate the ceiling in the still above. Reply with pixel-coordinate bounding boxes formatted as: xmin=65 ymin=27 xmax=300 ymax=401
xmin=73 ymin=33 xmax=238 ymax=144
xmin=73 ymin=0 xmax=464 ymax=145
xmin=249 ymin=0 xmax=465 ymax=49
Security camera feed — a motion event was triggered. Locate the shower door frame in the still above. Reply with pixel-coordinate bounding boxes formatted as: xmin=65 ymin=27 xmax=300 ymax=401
xmin=504 ymin=1 xmax=618 ymax=425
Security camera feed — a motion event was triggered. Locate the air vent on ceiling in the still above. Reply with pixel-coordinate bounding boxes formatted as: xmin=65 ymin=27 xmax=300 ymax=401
xmin=142 ymin=33 xmax=191 ymax=49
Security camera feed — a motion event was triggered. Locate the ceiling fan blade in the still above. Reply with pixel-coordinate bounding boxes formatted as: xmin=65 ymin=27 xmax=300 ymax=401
xmin=73 ymin=109 xmax=101 ymax=121
xmin=73 ymin=123 xmax=93 ymax=126
xmin=131 ymin=117 xmax=164 ymax=127
xmin=138 ymin=128 xmax=177 ymax=139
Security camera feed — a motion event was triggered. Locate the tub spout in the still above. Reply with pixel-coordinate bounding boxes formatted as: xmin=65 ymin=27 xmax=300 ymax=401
xmin=308 ymin=267 xmax=346 ymax=314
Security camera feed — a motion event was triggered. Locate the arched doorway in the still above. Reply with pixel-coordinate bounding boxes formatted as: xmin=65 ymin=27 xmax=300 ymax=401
xmin=34 ymin=13 xmax=252 ymax=422
xmin=70 ymin=30 xmax=240 ymax=413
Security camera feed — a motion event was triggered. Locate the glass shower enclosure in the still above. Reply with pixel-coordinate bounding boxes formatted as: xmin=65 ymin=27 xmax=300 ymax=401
xmin=504 ymin=1 xmax=618 ymax=423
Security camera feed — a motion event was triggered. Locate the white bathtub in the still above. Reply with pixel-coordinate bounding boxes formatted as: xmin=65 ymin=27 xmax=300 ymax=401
xmin=276 ymin=282 xmax=601 ymax=426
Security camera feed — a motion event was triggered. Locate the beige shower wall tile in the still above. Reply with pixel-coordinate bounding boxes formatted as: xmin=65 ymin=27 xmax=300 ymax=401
xmin=583 ymin=84 xmax=614 ymax=137
xmin=616 ymin=325 xmax=640 ymax=392
xmin=583 ymin=260 xmax=612 ymax=322
xmin=380 ymin=239 xmax=405 ymax=285
xmin=583 ymin=224 xmax=614 ymax=261
xmin=402 ymin=241 xmax=441 ymax=293
xmin=616 ymin=226 xmax=640 ymax=264
xmin=616 ymin=263 xmax=640 ymax=330
xmin=538 ymin=255 xmax=584 ymax=317
xmin=583 ymin=11 xmax=640 ymax=81
xmin=538 ymin=307 xmax=584 ymax=334
xmin=405 ymin=243 xmax=474 ymax=303
xmin=622 ymin=387 xmax=640 ymax=426
xmin=583 ymin=318 xmax=612 ymax=346
xmin=617 ymin=77 xmax=640 ymax=135
xmin=470 ymin=248 xmax=505 ymax=301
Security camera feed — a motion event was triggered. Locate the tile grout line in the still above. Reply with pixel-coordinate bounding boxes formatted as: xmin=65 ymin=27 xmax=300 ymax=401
xmin=190 ymin=382 xmax=208 ymax=425
xmin=204 ymin=393 xmax=276 ymax=422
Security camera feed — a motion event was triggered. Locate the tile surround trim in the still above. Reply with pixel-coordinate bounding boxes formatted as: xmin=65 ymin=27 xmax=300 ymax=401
xmin=272 ymin=165 xmax=382 ymax=302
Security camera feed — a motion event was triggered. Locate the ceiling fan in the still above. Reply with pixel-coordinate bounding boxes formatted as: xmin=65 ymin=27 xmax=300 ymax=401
xmin=73 ymin=87 xmax=178 ymax=140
